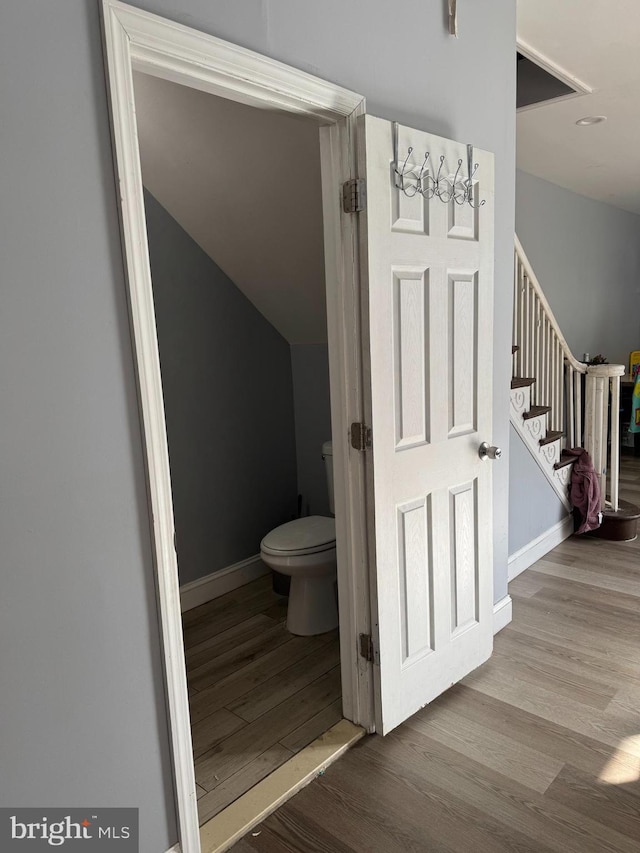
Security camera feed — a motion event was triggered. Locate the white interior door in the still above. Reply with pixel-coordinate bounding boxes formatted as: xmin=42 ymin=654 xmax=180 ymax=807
xmin=358 ymin=116 xmax=496 ymax=734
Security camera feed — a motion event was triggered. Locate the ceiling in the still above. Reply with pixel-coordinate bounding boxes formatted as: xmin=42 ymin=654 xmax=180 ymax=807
xmin=517 ymin=0 xmax=640 ymax=215
xmin=133 ymin=72 xmax=326 ymax=345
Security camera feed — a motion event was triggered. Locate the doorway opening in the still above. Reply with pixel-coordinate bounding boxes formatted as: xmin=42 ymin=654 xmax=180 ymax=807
xmin=101 ymin=2 xmax=371 ymax=850
xmin=133 ymin=70 xmax=345 ymax=825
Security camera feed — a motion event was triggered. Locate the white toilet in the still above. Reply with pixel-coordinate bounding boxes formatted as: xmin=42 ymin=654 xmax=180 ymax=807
xmin=260 ymin=441 xmax=338 ymax=636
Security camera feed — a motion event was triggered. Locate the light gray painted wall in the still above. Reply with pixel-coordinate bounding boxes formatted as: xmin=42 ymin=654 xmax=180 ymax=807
xmin=291 ymin=345 xmax=332 ymax=517
xmin=145 ymin=191 xmax=298 ymax=586
xmin=508 ymin=426 xmax=569 ymax=556
xmin=0 ymin=3 xmax=176 ymax=850
xmin=1 ymin=2 xmax=515 ymax=848
xmin=516 ymin=170 xmax=640 ymax=367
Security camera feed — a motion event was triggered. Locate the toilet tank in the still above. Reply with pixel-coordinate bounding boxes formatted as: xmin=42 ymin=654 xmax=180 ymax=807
xmin=321 ymin=440 xmax=334 ymax=515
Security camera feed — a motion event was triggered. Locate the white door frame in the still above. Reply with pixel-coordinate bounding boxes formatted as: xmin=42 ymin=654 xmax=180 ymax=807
xmin=100 ymin=2 xmax=372 ymax=850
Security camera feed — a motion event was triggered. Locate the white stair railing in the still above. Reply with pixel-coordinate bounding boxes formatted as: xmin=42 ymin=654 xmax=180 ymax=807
xmin=514 ymin=236 xmax=625 ymax=513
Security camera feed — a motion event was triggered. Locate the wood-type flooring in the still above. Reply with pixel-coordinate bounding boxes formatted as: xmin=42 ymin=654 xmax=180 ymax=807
xmin=183 ymin=575 xmax=341 ymax=825
xmin=230 ymin=454 xmax=640 ymax=851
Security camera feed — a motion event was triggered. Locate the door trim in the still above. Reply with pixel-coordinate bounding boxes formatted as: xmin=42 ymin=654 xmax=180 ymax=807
xmin=100 ymin=3 xmax=371 ymax=850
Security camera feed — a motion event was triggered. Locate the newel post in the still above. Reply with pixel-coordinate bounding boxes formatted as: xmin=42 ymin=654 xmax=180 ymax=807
xmin=584 ymin=364 xmax=625 ymax=512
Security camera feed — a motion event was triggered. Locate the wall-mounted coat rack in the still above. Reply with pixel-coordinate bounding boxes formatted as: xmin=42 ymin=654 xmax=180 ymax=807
xmin=392 ymin=122 xmax=485 ymax=209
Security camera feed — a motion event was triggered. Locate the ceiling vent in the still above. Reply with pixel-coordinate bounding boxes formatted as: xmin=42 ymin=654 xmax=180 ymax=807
xmin=517 ymin=50 xmax=588 ymax=110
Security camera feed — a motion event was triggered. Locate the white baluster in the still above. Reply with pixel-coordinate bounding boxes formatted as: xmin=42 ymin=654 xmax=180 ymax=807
xmin=557 ymin=338 xmax=564 ymax=435
xmin=567 ymin=364 xmax=575 ymax=447
xmin=610 ymin=375 xmax=621 ymax=513
xmin=575 ymin=369 xmax=582 ymax=449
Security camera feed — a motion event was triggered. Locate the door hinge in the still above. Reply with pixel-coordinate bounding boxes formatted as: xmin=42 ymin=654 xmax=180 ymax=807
xmin=359 ymin=633 xmax=379 ymax=664
xmin=342 ymin=178 xmax=367 ymax=213
xmin=350 ymin=422 xmax=372 ymax=452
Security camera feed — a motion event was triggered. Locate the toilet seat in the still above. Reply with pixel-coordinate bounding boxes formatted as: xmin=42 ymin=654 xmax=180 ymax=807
xmin=260 ymin=516 xmax=336 ymax=558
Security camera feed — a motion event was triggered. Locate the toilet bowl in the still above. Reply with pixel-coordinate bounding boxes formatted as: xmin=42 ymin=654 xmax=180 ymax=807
xmin=260 ymin=515 xmax=338 ymax=636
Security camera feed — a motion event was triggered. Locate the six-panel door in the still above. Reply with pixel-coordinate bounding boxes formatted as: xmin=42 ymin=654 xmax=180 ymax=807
xmin=359 ymin=116 xmax=495 ymax=734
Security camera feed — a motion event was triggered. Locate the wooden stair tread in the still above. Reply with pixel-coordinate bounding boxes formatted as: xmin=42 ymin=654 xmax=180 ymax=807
xmin=522 ymin=405 xmax=551 ymax=420
xmin=554 ymin=454 xmax=574 ymax=470
xmin=539 ymin=429 xmax=563 ymax=446
xmin=511 ymin=377 xmax=535 ymax=389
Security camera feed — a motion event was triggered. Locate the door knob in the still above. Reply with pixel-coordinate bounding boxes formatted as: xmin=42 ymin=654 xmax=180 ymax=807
xmin=479 ymin=442 xmax=502 ymax=461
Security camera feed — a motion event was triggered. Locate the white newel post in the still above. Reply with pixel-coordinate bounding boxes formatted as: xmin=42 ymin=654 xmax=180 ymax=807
xmin=584 ymin=364 xmax=625 ymax=512
xmin=609 ymin=372 xmax=622 ymax=512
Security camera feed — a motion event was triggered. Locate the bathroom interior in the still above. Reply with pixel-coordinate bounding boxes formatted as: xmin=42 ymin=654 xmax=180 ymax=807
xmin=133 ymin=72 xmax=343 ymax=823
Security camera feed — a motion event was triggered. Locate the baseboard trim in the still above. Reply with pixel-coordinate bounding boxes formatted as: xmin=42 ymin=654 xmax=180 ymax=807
xmin=493 ymin=594 xmax=512 ymax=634
xmin=180 ymin=555 xmax=269 ymax=613
xmin=508 ymin=515 xmax=573 ymax=582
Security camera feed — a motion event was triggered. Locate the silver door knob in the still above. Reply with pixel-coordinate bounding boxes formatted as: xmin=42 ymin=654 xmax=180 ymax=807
xmin=479 ymin=442 xmax=502 ymax=461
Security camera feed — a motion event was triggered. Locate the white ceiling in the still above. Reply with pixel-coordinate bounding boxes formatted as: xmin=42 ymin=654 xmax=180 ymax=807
xmin=133 ymin=72 xmax=326 ymax=345
xmin=517 ymin=0 xmax=640 ymax=215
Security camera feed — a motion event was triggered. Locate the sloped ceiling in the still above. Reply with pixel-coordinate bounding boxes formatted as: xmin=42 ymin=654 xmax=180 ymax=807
xmin=133 ymin=72 xmax=327 ymax=345
xmin=517 ymin=0 xmax=640 ymax=214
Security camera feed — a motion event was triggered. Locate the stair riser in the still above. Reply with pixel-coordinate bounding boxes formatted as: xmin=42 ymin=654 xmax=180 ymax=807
xmin=509 ymin=386 xmax=572 ymax=510
xmin=510 ymin=384 xmax=531 ymax=418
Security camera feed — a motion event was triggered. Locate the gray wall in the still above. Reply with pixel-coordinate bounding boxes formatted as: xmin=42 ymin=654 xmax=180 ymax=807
xmin=0 ymin=3 xmax=176 ymax=850
xmin=0 ymin=1 xmax=515 ymax=849
xmin=508 ymin=426 xmax=569 ymax=555
xmin=291 ymin=345 xmax=332 ymax=517
xmin=516 ymin=170 xmax=640 ymax=367
xmin=145 ymin=192 xmax=298 ymax=586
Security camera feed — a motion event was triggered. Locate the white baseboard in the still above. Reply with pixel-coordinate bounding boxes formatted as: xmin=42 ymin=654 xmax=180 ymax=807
xmin=493 ymin=594 xmax=512 ymax=634
xmin=508 ymin=515 xmax=573 ymax=582
xmin=180 ymin=554 xmax=269 ymax=612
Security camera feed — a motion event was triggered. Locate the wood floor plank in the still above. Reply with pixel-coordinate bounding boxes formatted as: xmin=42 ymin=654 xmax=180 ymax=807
xmin=490 ymin=641 xmax=617 ymax=710
xmin=228 ymin=637 xmax=340 ymax=722
xmin=524 ymin=571 xmax=640 ymax=617
xmin=508 ymin=571 xmax=546 ymax=598
xmin=196 ymin=667 xmax=341 ymax=790
xmin=186 ymin=614 xmax=276 ymax=671
xmin=461 ymin=658 xmax=640 ymax=754
xmin=507 ymin=597 xmax=640 ymax=666
xmin=523 ymin=585 xmax=640 ymax=640
xmin=262 ymin=600 xmax=288 ymax=622
xmin=545 ymin=762 xmax=640 ymax=841
xmin=360 ymin=727 xmax=640 ymax=853
xmin=531 ymin=558 xmax=640 ymax=599
xmin=439 ymin=684 xmax=638 ymax=776
xmin=197 ymin=744 xmax=293 ymax=824
xmin=437 ymin=684 xmax=640 ymax=781
xmin=405 ymin=702 xmax=565 ymax=793
xmin=189 ymin=634 xmax=334 ymax=725
xmin=191 ymin=707 xmax=246 ymax=760
xmin=241 ymin=806 xmax=358 ymax=853
xmin=499 ymin=624 xmax=640 ymax=689
xmin=279 ymin=698 xmax=343 ymax=753
xmin=184 ymin=587 xmax=284 ymax=649
xmin=324 ymin=741 xmax=556 ymax=853
xmin=189 ymin=622 xmax=292 ymax=692
xmin=182 ymin=574 xmax=272 ymax=629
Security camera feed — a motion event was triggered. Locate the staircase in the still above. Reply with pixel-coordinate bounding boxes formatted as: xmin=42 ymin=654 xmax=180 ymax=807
xmin=510 ymin=355 xmax=574 ymax=511
xmin=511 ymin=237 xmax=628 ymax=530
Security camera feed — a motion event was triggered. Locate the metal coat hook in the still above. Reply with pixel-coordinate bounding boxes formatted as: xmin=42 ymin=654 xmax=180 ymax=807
xmin=448 ymin=0 xmax=458 ymax=37
xmin=392 ymin=122 xmax=485 ymax=209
